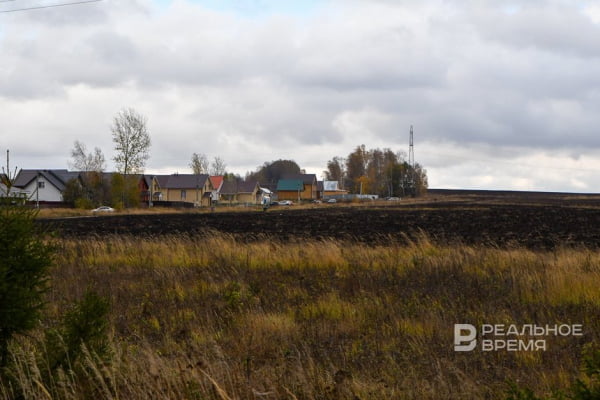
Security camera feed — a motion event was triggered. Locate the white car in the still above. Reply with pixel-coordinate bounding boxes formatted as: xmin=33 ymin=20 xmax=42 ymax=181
xmin=326 ymin=198 xmax=337 ymax=204
xmin=92 ymin=206 xmax=115 ymax=213
xmin=278 ymin=200 xmax=293 ymax=206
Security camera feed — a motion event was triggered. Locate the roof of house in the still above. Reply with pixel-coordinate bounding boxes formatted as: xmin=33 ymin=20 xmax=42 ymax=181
xmin=155 ymin=175 xmax=170 ymax=188
xmin=283 ymin=173 xmax=317 ymax=185
xmin=277 ymin=179 xmax=304 ymax=191
xmin=238 ymin=180 xmax=259 ymax=193
xmin=210 ymin=176 xmax=224 ymax=191
xmin=140 ymin=175 xmax=154 ymax=189
xmin=219 ymin=180 xmax=259 ymax=195
xmin=153 ymin=174 xmax=210 ymax=190
xmin=220 ymin=181 xmax=238 ymax=196
xmin=13 ymin=169 xmax=81 ymax=191
xmin=259 ymin=182 xmax=278 ymax=192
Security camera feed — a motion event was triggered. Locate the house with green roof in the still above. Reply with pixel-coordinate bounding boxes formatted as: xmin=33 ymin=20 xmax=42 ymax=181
xmin=278 ymin=173 xmax=318 ymax=201
xmin=277 ymin=178 xmax=306 ymax=202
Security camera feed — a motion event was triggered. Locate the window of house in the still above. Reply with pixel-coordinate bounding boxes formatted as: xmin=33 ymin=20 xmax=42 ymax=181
xmin=181 ymin=190 xmax=186 ymax=200
xmin=38 ymin=181 xmax=45 ymax=189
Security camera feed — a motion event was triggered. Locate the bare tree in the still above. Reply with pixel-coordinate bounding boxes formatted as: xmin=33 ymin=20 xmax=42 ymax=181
xmin=111 ymin=108 xmax=151 ymax=175
xmin=189 ymin=153 xmax=209 ymax=175
xmin=210 ymin=156 xmax=227 ymax=176
xmin=69 ymin=141 xmax=106 ymax=172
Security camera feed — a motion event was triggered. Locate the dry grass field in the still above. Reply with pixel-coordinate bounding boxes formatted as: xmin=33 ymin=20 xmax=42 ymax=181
xmin=3 ymin=232 xmax=599 ymax=399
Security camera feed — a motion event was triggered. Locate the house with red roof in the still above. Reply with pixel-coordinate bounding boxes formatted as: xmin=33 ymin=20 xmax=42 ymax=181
xmin=209 ymin=176 xmax=224 ymax=202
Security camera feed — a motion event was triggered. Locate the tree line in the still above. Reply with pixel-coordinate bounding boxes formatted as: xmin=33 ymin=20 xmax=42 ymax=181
xmin=6 ymin=107 xmax=428 ymax=208
xmin=324 ymin=145 xmax=428 ymax=197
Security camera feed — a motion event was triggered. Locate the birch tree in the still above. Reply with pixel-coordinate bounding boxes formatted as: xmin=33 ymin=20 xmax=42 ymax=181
xmin=111 ymin=108 xmax=151 ymax=175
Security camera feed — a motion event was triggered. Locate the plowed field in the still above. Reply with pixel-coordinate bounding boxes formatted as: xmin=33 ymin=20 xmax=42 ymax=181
xmin=39 ymin=190 xmax=600 ymax=249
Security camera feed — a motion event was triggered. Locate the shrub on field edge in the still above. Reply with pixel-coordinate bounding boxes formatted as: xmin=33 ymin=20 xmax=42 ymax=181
xmin=45 ymin=290 xmax=111 ymax=371
xmin=0 ymin=202 xmax=53 ymax=365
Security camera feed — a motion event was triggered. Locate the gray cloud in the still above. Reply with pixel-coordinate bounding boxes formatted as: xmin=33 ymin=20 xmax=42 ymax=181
xmin=470 ymin=4 xmax=600 ymax=58
xmin=2 ymin=0 xmax=600 ymax=191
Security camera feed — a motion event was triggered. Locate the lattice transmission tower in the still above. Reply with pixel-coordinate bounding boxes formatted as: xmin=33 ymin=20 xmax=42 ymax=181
xmin=408 ymin=125 xmax=414 ymax=170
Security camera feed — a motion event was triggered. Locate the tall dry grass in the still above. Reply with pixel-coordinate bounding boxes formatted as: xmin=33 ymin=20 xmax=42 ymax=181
xmin=2 ymin=234 xmax=599 ymax=399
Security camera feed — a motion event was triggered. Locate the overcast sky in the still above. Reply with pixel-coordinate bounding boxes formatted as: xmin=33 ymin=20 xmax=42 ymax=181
xmin=2 ymin=0 xmax=600 ymax=192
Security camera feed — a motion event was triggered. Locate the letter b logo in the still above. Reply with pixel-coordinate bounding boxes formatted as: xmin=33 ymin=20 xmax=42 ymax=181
xmin=454 ymin=324 xmax=477 ymax=351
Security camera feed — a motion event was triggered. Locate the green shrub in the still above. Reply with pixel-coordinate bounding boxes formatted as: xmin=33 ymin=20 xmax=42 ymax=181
xmin=46 ymin=290 xmax=111 ymax=370
xmin=0 ymin=203 xmax=53 ymax=365
xmin=74 ymin=197 xmax=94 ymax=210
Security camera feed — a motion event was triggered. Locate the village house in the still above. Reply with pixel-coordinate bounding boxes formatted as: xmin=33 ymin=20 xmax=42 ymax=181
xmin=277 ymin=173 xmax=318 ymax=201
xmin=276 ymin=179 xmax=304 ymax=201
xmin=209 ymin=176 xmax=224 ymax=203
xmin=12 ymin=169 xmax=82 ymax=204
xmin=153 ymin=174 xmax=214 ymax=206
xmin=219 ymin=180 xmax=237 ymax=204
xmin=219 ymin=180 xmax=264 ymax=205
xmin=139 ymin=175 xmax=162 ymax=203
xmin=237 ymin=180 xmax=262 ymax=204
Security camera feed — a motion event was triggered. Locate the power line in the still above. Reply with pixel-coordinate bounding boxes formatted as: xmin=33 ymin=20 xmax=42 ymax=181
xmin=0 ymin=0 xmax=21 ymax=3
xmin=0 ymin=0 xmax=102 ymax=13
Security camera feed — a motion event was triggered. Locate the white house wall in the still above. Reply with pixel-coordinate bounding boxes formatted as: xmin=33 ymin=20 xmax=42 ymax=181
xmin=20 ymin=178 xmax=63 ymax=202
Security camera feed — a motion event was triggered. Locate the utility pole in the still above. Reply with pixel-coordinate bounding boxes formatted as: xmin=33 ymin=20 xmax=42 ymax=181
xmin=408 ymin=125 xmax=415 ymax=195
xmin=2 ymin=149 xmax=18 ymax=197
xmin=196 ymin=176 xmax=200 ymax=207
xmin=149 ymin=176 xmax=154 ymax=207
xmin=35 ymin=172 xmax=39 ymax=209
xmin=389 ymin=166 xmax=393 ymax=197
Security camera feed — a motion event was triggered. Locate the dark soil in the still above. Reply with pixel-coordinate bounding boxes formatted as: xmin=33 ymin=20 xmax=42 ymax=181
xmin=38 ymin=190 xmax=600 ymax=249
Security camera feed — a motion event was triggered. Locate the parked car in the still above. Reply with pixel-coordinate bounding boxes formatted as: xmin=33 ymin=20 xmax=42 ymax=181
xmin=326 ymin=198 xmax=337 ymax=204
xmin=387 ymin=197 xmax=401 ymax=201
xmin=278 ymin=200 xmax=293 ymax=206
xmin=92 ymin=206 xmax=115 ymax=213
xmin=312 ymin=199 xmax=322 ymax=204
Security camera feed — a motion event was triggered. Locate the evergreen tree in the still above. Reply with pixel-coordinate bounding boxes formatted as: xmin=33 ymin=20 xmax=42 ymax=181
xmin=0 ymin=202 xmax=54 ymax=364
